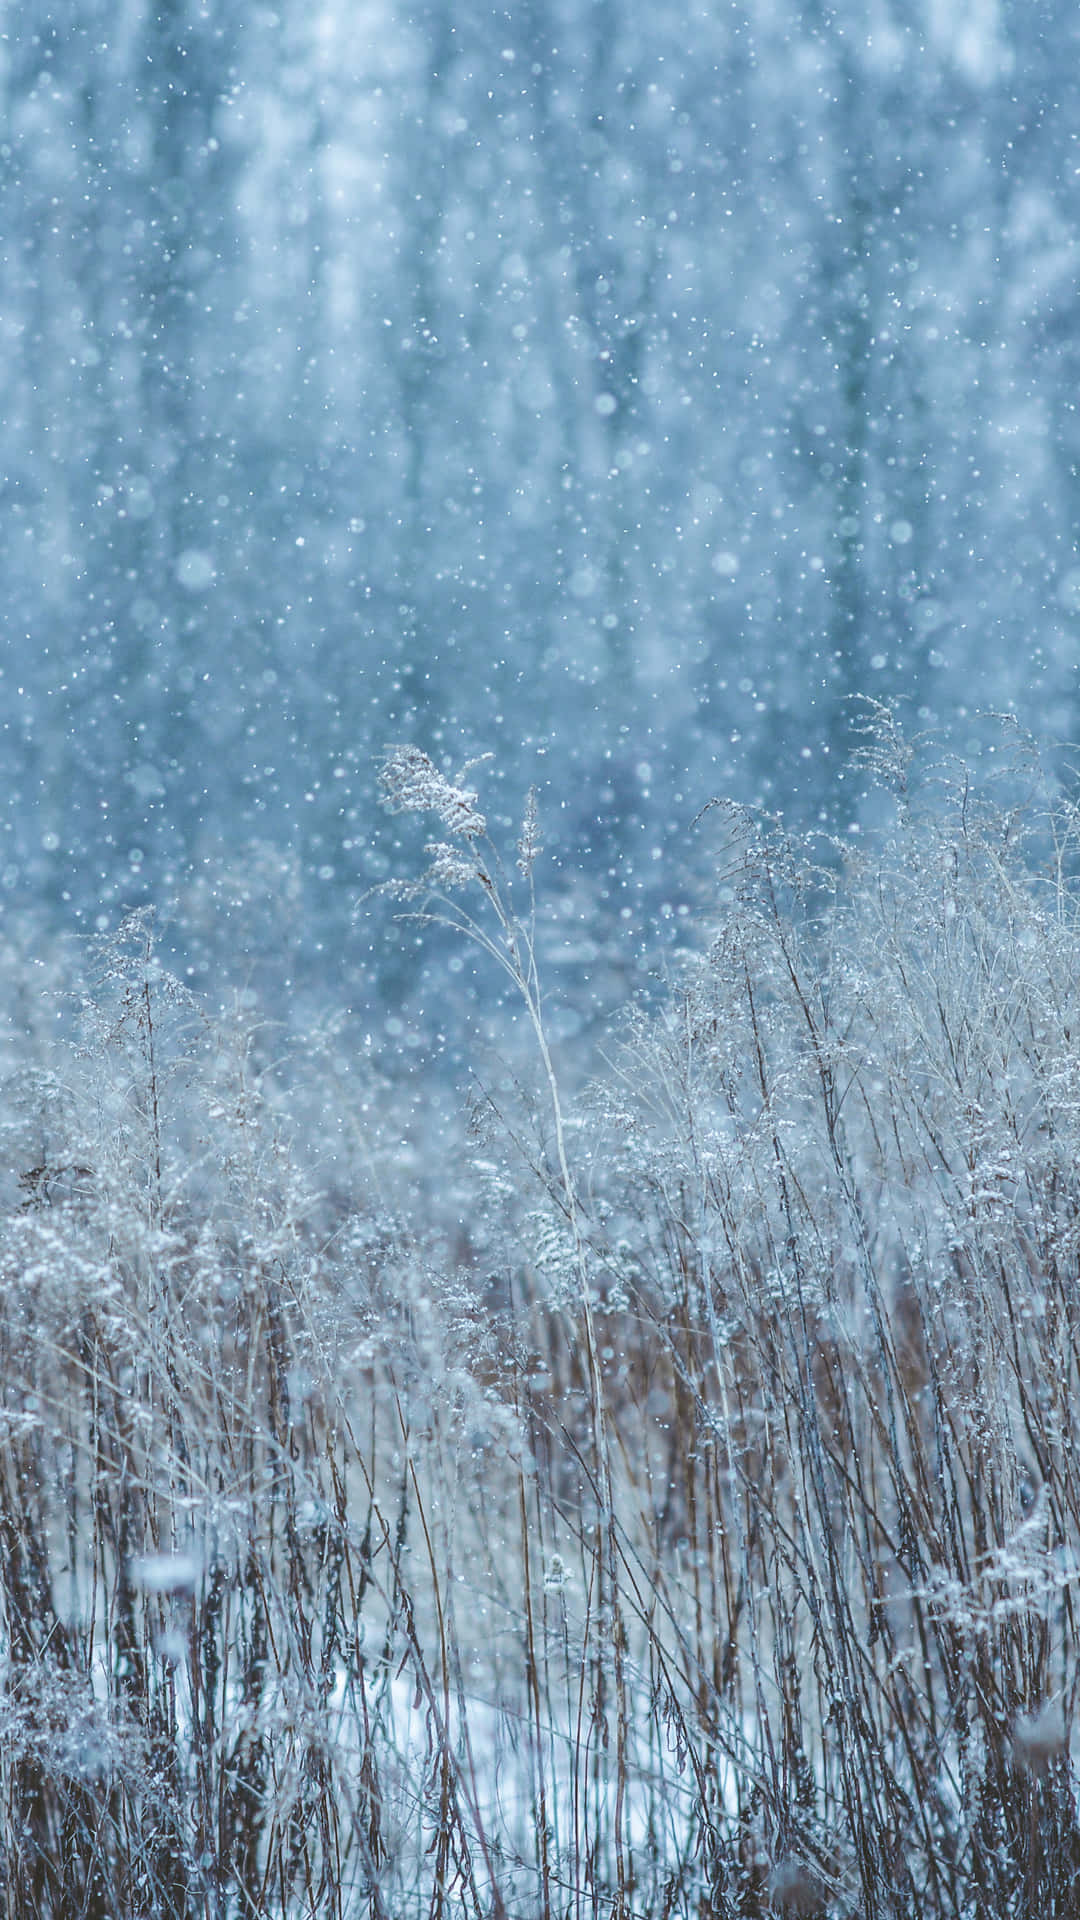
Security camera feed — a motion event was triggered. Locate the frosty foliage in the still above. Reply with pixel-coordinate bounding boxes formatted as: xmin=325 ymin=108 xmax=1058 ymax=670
xmin=3 ymin=727 xmax=1080 ymax=1917
xmin=516 ymin=785 xmax=543 ymax=878
xmin=378 ymin=745 xmax=488 ymax=839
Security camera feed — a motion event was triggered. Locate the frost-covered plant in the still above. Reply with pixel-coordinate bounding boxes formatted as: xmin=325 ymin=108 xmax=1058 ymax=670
xmin=4 ymin=722 xmax=1080 ymax=1919
xmin=0 ymin=904 xmax=518 ymax=1920
xmin=569 ymin=717 xmax=1080 ymax=1917
xmin=376 ymin=746 xmax=570 ymax=1228
xmin=377 ymin=745 xmax=636 ymax=1910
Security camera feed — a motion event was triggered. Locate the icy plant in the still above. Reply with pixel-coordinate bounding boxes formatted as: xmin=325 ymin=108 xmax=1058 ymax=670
xmin=376 ymin=745 xmax=635 ymax=1910
xmin=375 ymin=748 xmax=589 ymax=1330
xmin=378 ymin=744 xmax=489 ymax=841
xmin=4 ymin=723 xmax=1080 ymax=1917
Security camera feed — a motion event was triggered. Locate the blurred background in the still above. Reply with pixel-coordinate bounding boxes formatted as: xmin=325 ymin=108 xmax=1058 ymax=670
xmin=2 ymin=0 xmax=1078 ymax=1031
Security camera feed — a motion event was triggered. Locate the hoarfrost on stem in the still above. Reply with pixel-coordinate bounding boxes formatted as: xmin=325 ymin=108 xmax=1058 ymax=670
xmin=378 ymin=745 xmax=488 ymax=840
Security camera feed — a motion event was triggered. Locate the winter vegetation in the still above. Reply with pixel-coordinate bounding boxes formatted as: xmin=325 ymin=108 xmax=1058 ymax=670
xmin=3 ymin=717 xmax=1080 ymax=1917
xmin=6 ymin=6 xmax=1080 ymax=1912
